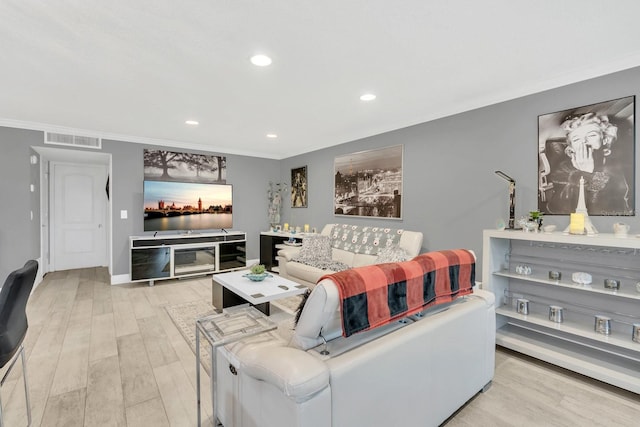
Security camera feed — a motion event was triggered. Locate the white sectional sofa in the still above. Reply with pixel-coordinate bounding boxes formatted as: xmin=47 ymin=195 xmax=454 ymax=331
xmin=215 ymin=252 xmax=496 ymax=427
xmin=278 ymin=223 xmax=424 ymax=288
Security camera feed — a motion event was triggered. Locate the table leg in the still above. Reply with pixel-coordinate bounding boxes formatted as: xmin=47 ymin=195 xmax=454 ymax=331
xmin=211 ymin=344 xmax=218 ymax=426
xmin=253 ymin=302 xmax=270 ymax=316
xmin=212 ymin=279 xmax=223 ymax=313
xmin=220 ymin=286 xmax=271 ymax=315
xmin=196 ymin=326 xmax=201 ymax=426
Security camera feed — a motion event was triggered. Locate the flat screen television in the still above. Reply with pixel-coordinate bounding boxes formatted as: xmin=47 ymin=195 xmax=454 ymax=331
xmin=143 ymin=180 xmax=233 ymax=232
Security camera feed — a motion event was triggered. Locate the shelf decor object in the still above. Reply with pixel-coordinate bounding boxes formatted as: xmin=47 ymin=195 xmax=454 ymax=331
xmin=483 ymin=229 xmax=640 ymax=394
xmin=494 ymin=170 xmax=516 ymax=229
xmin=548 ymin=270 xmax=561 ymax=280
xmin=516 ymin=298 xmax=530 ymax=315
xmin=604 ymin=279 xmax=621 ymax=290
xmin=633 ymin=324 xmax=640 ymax=343
xmin=548 ymin=305 xmax=564 ymax=323
xmin=571 ymin=271 xmax=592 ymax=285
xmin=564 ymin=177 xmax=598 ymax=236
xmin=594 ymin=315 xmax=612 ymax=335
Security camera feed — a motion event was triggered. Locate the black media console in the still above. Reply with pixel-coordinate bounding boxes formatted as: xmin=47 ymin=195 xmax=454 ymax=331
xmin=130 ymin=231 xmax=246 ymax=285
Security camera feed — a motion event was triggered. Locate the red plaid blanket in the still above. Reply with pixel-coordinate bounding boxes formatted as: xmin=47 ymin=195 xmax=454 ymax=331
xmin=320 ymin=249 xmax=475 ymax=337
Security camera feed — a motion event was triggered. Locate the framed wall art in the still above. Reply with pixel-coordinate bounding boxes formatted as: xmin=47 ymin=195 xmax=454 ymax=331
xmin=143 ymin=149 xmax=226 ymax=183
xmin=334 ymin=144 xmax=403 ymax=219
xmin=538 ymin=96 xmax=635 ymax=216
xmin=291 ymin=165 xmax=308 ymax=208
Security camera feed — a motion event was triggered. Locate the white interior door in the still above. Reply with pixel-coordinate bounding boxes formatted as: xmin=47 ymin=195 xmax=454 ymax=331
xmin=51 ymin=162 xmax=107 ymax=271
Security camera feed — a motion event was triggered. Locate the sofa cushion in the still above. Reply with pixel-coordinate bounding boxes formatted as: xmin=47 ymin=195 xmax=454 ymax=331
xmin=331 ymin=248 xmax=355 ymax=266
xmin=294 ymin=259 xmax=350 ymax=273
xmin=329 ymin=224 xmax=405 ymax=255
xmin=291 ymin=281 xmax=342 ymax=350
xmin=351 ymin=253 xmax=378 ymax=267
xmin=287 ymin=262 xmax=327 ymax=285
xmin=239 ymin=346 xmax=330 ymax=403
xmin=375 ymin=244 xmax=411 ymax=263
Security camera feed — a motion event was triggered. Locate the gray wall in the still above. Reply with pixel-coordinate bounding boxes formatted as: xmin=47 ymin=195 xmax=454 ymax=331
xmin=279 ymin=67 xmax=640 ymax=273
xmin=0 ymin=128 xmax=42 ymax=281
xmin=0 ymin=133 xmax=280 ymax=280
xmin=106 ymin=139 xmax=280 ymax=275
xmin=1 ymin=66 xmax=639 ymax=281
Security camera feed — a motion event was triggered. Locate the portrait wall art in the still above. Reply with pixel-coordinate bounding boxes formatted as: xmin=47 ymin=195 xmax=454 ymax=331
xmin=537 ymin=96 xmax=635 ymax=216
xmin=291 ymin=166 xmax=308 ymax=208
xmin=334 ymin=144 xmax=403 ymax=219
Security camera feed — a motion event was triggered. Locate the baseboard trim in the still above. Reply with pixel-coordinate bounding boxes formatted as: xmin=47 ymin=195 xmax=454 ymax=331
xmin=110 ymin=274 xmax=131 ymax=285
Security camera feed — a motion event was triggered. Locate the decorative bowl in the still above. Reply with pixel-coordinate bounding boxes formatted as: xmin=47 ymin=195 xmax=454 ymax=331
xmin=571 ymin=272 xmax=592 ymax=285
xmin=243 ymin=272 xmax=272 ymax=282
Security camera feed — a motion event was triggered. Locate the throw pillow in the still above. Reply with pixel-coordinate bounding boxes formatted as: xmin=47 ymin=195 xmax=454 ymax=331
xmin=375 ymin=245 xmax=410 ymax=264
xmin=297 ymin=235 xmax=332 ymax=261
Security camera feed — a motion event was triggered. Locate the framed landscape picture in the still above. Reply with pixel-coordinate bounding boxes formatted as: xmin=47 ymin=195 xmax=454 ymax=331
xmin=334 ymin=145 xmax=403 ymax=219
xmin=537 ymin=96 xmax=635 ymax=216
xmin=143 ymin=149 xmax=226 ymax=183
xmin=291 ymin=165 xmax=308 ymax=208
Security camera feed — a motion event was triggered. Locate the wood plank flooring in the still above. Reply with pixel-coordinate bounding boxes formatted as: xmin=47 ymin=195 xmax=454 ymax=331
xmin=1 ymin=268 xmax=638 ymax=426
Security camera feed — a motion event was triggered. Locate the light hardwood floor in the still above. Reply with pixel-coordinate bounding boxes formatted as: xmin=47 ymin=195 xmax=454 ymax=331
xmin=1 ymin=268 xmax=639 ymax=426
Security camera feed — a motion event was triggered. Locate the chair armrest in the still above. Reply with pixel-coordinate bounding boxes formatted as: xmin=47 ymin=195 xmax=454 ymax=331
xmin=277 ymin=246 xmax=301 ymax=261
xmin=240 ymin=346 xmax=329 ymax=403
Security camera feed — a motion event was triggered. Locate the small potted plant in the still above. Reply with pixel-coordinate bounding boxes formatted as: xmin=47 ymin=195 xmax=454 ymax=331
xmin=244 ymin=264 xmax=270 ymax=281
xmin=250 ymin=264 xmax=266 ymax=275
xmin=529 ymin=210 xmax=543 ymax=232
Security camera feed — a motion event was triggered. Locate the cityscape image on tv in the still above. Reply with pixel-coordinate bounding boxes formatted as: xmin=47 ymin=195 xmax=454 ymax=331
xmin=143 ymin=181 xmax=232 ymax=231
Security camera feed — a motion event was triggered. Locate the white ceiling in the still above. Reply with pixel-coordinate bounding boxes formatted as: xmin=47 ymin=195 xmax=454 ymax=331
xmin=2 ymin=1 xmax=640 ymax=160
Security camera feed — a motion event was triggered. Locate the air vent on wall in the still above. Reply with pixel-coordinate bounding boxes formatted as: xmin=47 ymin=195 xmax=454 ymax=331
xmin=45 ymin=132 xmax=102 ymax=149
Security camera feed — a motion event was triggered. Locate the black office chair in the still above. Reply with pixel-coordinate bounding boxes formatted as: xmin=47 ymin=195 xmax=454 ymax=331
xmin=0 ymin=260 xmax=38 ymax=427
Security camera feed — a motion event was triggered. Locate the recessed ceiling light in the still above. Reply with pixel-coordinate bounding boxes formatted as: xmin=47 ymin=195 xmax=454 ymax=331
xmin=360 ymin=93 xmax=376 ymax=101
xmin=250 ymin=54 xmax=272 ymax=67
xmin=266 ymin=133 xmax=278 ymax=139
xmin=185 ymin=120 xmax=199 ymax=125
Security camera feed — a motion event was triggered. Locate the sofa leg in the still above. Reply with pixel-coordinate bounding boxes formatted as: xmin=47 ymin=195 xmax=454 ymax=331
xmin=481 ymin=381 xmax=492 ymax=393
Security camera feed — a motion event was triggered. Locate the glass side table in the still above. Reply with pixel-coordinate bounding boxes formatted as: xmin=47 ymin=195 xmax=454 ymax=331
xmin=196 ymin=305 xmax=277 ymax=426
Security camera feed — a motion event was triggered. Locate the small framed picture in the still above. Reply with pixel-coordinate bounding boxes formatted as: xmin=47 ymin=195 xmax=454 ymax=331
xmin=291 ymin=166 xmax=308 ymax=208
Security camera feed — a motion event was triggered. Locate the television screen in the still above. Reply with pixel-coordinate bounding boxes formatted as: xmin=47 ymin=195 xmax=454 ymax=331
xmin=143 ymin=180 xmax=233 ymax=232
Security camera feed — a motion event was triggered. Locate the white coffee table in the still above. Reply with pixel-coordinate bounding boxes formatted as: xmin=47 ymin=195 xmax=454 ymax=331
xmin=212 ymin=269 xmax=308 ymax=315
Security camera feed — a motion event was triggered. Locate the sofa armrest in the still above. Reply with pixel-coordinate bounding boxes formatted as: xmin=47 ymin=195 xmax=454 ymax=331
xmin=277 ymin=246 xmax=301 ymax=261
xmin=240 ymin=346 xmax=330 ymax=403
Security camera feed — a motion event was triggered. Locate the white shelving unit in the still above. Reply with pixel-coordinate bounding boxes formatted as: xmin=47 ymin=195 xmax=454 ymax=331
xmin=482 ymin=229 xmax=640 ymax=394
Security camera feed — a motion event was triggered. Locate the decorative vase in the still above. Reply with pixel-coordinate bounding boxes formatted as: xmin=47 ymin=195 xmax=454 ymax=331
xmin=267 ymin=182 xmax=287 ymax=227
